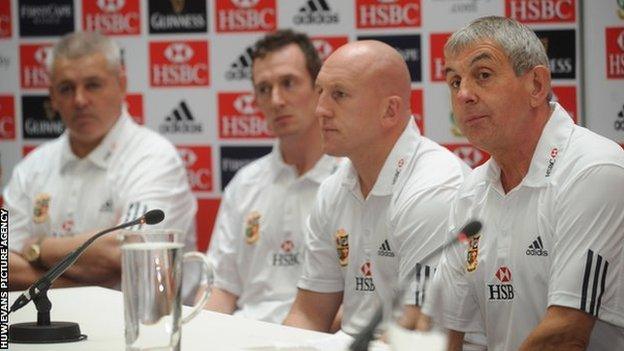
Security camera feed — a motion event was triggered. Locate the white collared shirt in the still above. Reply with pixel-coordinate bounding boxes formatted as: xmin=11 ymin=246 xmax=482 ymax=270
xmin=207 ymin=146 xmax=340 ymax=323
xmin=299 ymin=121 xmax=470 ymax=335
xmin=5 ymin=110 xmax=197 ymax=256
xmin=424 ymin=103 xmax=624 ymax=351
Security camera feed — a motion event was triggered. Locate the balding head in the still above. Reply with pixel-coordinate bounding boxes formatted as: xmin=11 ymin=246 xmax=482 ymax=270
xmin=315 ymin=40 xmax=413 ymax=159
xmin=324 ymin=40 xmax=412 ymax=117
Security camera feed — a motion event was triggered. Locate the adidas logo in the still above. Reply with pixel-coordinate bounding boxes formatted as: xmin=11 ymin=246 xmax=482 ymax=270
xmin=293 ymin=0 xmax=339 ymax=25
xmin=526 ymin=236 xmax=549 ymax=256
xmin=377 ymin=239 xmax=395 ymax=257
xmin=159 ymin=100 xmax=202 ymax=133
xmin=225 ymin=46 xmax=253 ymax=80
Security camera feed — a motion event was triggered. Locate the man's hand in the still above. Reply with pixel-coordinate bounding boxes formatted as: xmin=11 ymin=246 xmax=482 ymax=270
xmin=8 ymin=251 xmax=81 ymax=291
xmin=204 ymin=287 xmax=238 ymax=315
xmin=39 ymin=231 xmax=122 ymax=284
xmin=518 ymin=305 xmax=596 ymax=351
xmin=283 ymin=288 xmax=343 ymax=333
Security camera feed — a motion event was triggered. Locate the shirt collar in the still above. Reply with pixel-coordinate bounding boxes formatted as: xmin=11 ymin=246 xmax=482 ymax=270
xmin=342 ymin=121 xmax=421 ymax=197
xmin=481 ymin=102 xmax=573 ymax=189
xmin=60 ymin=109 xmax=131 ymax=171
xmin=268 ymin=141 xmax=339 ymax=184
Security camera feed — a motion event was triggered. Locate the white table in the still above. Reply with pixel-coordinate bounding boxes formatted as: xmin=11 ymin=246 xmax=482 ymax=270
xmin=8 ymin=287 xmax=334 ymax=350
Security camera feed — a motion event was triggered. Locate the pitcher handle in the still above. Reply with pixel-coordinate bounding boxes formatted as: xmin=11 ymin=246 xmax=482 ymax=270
xmin=181 ymin=251 xmax=213 ymax=324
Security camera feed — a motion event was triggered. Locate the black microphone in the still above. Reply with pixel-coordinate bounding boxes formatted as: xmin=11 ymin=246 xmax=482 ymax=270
xmin=9 ymin=209 xmax=165 ymax=314
xmin=349 ymin=220 xmax=482 ymax=351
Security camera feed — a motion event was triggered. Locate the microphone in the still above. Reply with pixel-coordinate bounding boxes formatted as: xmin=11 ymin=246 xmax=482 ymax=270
xmin=9 ymin=209 xmax=165 ymax=314
xmin=349 ymin=220 xmax=482 ymax=351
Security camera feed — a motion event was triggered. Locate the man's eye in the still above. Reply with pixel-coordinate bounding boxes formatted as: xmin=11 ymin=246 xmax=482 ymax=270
xmin=256 ymin=85 xmax=270 ymax=95
xmin=478 ymin=71 xmax=491 ymax=80
xmin=331 ymin=90 xmax=345 ymax=100
xmin=449 ymin=79 xmax=460 ymax=89
xmin=57 ymin=85 xmax=73 ymax=94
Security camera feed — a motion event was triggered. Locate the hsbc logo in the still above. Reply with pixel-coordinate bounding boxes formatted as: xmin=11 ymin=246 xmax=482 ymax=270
xmin=311 ymin=36 xmax=348 ymax=61
xmin=219 ymin=92 xmax=272 ymax=139
xmin=444 ymin=144 xmax=489 ymax=168
xmin=356 ymin=0 xmax=421 ymax=29
xmin=551 ymin=86 xmax=577 ymax=123
xmin=430 ymin=33 xmax=452 ymax=82
xmin=410 ymin=89 xmax=424 ymax=134
xmin=233 ymin=94 xmax=258 ymax=115
xmin=0 ymin=96 xmax=15 ymax=140
xmin=273 ymin=240 xmax=300 ymax=266
xmin=216 ymin=0 xmax=276 ymax=33
xmin=97 ymin=0 xmax=125 ymax=12
xmin=124 ymin=93 xmax=144 ymax=125
xmin=505 ymin=0 xmax=576 ymax=23
xmin=176 ymin=146 xmax=212 ymax=192
xmin=606 ymin=28 xmax=624 ymax=79
xmin=164 ymin=42 xmax=194 ymax=63
xmin=355 ymin=261 xmax=375 ymax=291
xmin=488 ymin=266 xmax=514 ymax=300
xmin=83 ymin=0 xmax=140 ymax=35
xmin=0 ymin=1 xmax=11 ymax=38
xmin=20 ymin=44 xmax=53 ymax=89
xmin=545 ymin=147 xmax=558 ymax=177
xmin=150 ymin=40 xmax=209 ymax=87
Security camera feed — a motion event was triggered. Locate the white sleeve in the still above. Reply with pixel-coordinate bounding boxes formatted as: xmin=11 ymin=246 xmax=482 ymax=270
xmin=207 ymin=179 xmax=244 ymax=296
xmin=116 ymin=144 xmax=197 ymax=250
xmin=394 ymin=185 xmax=458 ymax=306
xmin=298 ymin=186 xmax=344 ymax=293
xmin=4 ymin=163 xmax=35 ymax=252
xmin=549 ymin=164 xmax=624 ymax=327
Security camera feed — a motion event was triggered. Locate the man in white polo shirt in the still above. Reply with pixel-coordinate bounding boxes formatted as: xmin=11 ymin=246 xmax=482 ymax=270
xmin=283 ymin=40 xmax=470 ymax=336
xmin=204 ymin=30 xmax=339 ymax=323
xmin=423 ymin=16 xmax=624 ymax=350
xmin=6 ymin=32 xmax=196 ymax=292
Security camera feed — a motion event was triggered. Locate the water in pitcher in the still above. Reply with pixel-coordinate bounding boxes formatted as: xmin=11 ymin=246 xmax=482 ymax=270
xmin=122 ymin=242 xmax=185 ymax=351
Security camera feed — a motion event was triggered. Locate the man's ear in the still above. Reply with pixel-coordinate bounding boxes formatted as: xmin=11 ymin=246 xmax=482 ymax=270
xmin=528 ymin=65 xmax=551 ymax=108
xmin=381 ymin=96 xmax=402 ymax=128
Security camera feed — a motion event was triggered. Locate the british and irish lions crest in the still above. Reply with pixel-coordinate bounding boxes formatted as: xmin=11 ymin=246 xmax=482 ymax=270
xmin=335 ymin=229 xmax=349 ymax=267
xmin=245 ymin=211 xmax=261 ymax=244
xmin=466 ymin=233 xmax=481 ymax=272
xmin=33 ymin=193 xmax=51 ymax=224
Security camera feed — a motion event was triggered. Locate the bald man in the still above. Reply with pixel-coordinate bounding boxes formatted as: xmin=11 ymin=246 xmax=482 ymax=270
xmin=283 ymin=41 xmax=470 ymax=336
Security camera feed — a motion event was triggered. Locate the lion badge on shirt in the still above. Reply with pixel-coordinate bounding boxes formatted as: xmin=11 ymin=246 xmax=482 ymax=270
xmin=335 ymin=229 xmax=349 ymax=267
xmin=466 ymin=233 xmax=481 ymax=272
xmin=33 ymin=193 xmax=51 ymax=224
xmin=245 ymin=211 xmax=261 ymax=244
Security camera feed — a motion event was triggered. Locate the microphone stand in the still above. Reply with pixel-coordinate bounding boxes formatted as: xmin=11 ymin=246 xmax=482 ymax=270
xmin=8 ymin=209 xmax=164 ymax=344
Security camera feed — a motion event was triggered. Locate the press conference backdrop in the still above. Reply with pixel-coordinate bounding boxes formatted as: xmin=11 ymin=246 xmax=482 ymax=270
xmin=0 ymin=0 xmax=622 ymax=251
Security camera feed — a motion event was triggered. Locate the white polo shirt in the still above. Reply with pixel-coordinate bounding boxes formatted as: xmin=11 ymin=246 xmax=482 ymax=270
xmin=5 ymin=110 xmax=197 ymax=257
xmin=207 ymin=146 xmax=339 ymax=323
xmin=299 ymin=121 xmax=470 ymax=335
xmin=424 ymin=103 xmax=624 ymax=351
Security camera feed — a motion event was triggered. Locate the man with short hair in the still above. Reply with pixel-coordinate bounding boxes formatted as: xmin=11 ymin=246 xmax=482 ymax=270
xmin=6 ymin=32 xmax=196 ymax=293
xmin=283 ymin=40 xmax=469 ymax=335
xmin=204 ymin=29 xmax=339 ymax=323
xmin=423 ymin=16 xmax=624 ymax=351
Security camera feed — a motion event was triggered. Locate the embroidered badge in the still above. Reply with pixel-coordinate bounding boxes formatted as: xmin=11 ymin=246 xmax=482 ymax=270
xmin=392 ymin=158 xmax=405 ymax=185
xmin=335 ymin=229 xmax=349 ymax=267
xmin=33 ymin=193 xmax=51 ymax=224
xmin=245 ymin=211 xmax=261 ymax=244
xmin=466 ymin=233 xmax=481 ymax=272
